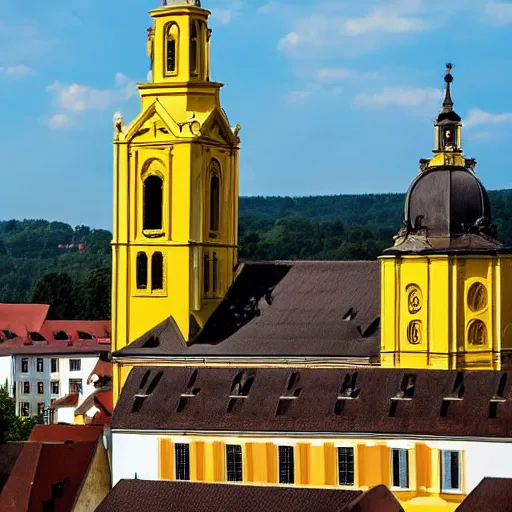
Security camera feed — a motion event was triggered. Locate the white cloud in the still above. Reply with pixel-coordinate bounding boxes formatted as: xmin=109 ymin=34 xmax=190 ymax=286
xmin=464 ymin=108 xmax=512 ymax=128
xmin=45 ymin=72 xmax=137 ymax=129
xmin=331 ymin=87 xmax=344 ymax=97
xmin=316 ymin=67 xmax=378 ymax=81
xmin=210 ymin=9 xmax=234 ymax=24
xmin=284 ymin=90 xmax=311 ymax=105
xmin=47 ymin=114 xmax=70 ymax=130
xmin=354 ymin=87 xmax=442 ymax=108
xmin=278 ymin=31 xmax=300 ymax=52
xmin=0 ymin=64 xmax=32 ymax=78
xmin=258 ymin=2 xmax=278 ymax=15
xmin=486 ymin=1 xmax=512 ymax=24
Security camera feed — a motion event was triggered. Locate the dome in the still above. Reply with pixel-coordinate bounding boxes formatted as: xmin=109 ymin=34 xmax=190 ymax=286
xmin=405 ymin=166 xmax=491 ymax=238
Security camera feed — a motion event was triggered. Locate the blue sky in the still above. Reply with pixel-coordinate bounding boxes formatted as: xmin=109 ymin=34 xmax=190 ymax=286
xmin=1 ymin=0 xmax=512 ymax=229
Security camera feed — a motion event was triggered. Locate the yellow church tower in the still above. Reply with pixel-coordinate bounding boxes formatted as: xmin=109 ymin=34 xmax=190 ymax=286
xmin=380 ymin=64 xmax=512 ymax=370
xmin=111 ymin=0 xmax=241 ymax=367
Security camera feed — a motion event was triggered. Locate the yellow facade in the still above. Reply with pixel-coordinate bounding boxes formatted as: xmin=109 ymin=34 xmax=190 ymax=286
xmin=380 ymin=232 xmax=512 ymax=369
xmin=112 ymin=2 xmax=240 ymax=400
xmin=155 ymin=434 xmax=463 ymax=511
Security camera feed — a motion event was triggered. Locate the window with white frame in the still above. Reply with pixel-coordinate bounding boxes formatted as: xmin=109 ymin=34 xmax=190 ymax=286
xmin=36 ymin=358 xmax=44 ymax=372
xmin=21 ymin=358 xmax=29 ymax=373
xmin=51 ymin=359 xmax=58 ymax=373
xmin=391 ymin=448 xmax=409 ymax=489
xmin=22 ymin=381 xmax=30 ymax=394
xmin=69 ymin=359 xmax=81 ymax=372
xmin=441 ymin=450 xmax=462 ymax=492
xmin=69 ymin=379 xmax=82 ymax=394
xmin=19 ymin=402 xmax=30 ymax=417
xmin=37 ymin=382 xmax=44 ymax=395
xmin=338 ymin=447 xmax=355 ymax=485
xmin=175 ymin=443 xmax=190 ymax=481
xmin=37 ymin=403 xmax=45 ymax=416
xmin=226 ymin=444 xmax=243 ymax=482
xmin=278 ymin=446 xmax=295 ymax=484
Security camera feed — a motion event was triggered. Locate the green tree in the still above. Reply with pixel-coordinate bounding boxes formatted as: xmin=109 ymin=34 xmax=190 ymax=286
xmin=31 ymin=272 xmax=76 ymax=319
xmin=77 ymin=268 xmax=111 ymax=320
xmin=0 ymin=387 xmax=37 ymax=443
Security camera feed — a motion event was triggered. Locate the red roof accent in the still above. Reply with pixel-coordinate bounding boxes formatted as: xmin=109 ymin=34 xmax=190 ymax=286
xmin=51 ymin=393 xmax=79 ymax=409
xmin=0 ymin=304 xmax=111 ymax=355
xmin=0 ymin=441 xmax=97 ymax=511
xmin=29 ymin=425 xmax=104 ymax=443
xmin=88 ymin=359 xmax=112 ymax=384
xmin=0 ymin=304 xmax=49 ymax=336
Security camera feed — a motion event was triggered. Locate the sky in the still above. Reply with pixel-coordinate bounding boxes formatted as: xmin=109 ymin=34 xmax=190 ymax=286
xmin=1 ymin=0 xmax=512 ymax=229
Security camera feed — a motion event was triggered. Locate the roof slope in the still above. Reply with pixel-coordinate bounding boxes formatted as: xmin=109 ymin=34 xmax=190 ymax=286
xmin=29 ymin=425 xmax=104 ymax=443
xmin=115 ymin=261 xmax=380 ymax=359
xmin=96 ymin=480 xmax=401 ymax=512
xmin=114 ymin=366 xmax=512 ymax=437
xmin=0 ymin=441 xmax=97 ymax=511
xmin=0 ymin=304 xmax=49 ymax=334
xmin=0 ymin=443 xmax=24 ymax=494
xmin=456 ymin=477 xmax=512 ymax=511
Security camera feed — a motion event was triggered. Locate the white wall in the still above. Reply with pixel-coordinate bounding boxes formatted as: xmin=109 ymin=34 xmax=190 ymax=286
xmin=0 ymin=356 xmax=13 ymax=393
xmin=109 ymin=432 xmax=512 ymax=496
xmin=14 ymin=354 xmax=100 ymax=421
xmin=111 ymin=433 xmax=159 ymax=486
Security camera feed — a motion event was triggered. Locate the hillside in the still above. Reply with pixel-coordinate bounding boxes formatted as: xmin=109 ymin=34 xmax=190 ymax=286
xmin=2 ymin=189 xmax=512 ymax=313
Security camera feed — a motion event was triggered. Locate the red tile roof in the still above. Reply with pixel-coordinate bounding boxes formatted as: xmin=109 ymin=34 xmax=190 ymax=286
xmin=51 ymin=393 xmax=79 ymax=409
xmin=0 ymin=443 xmax=24 ymax=494
xmin=75 ymin=388 xmax=113 ymax=427
xmin=0 ymin=441 xmax=97 ymax=511
xmin=0 ymin=304 xmax=49 ymax=335
xmin=88 ymin=358 xmax=112 ymax=384
xmin=0 ymin=303 xmax=111 ymax=355
xmin=29 ymin=425 xmax=104 ymax=443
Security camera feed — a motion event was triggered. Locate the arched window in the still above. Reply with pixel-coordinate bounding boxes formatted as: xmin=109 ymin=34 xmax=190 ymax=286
xmin=152 ymin=252 xmax=164 ymax=291
xmin=136 ymin=252 xmax=148 ymax=289
xmin=203 ymin=253 xmax=210 ymax=293
xmin=166 ymin=23 xmax=179 ymax=74
xmin=212 ymin=253 xmax=218 ymax=294
xmin=143 ymin=174 xmax=163 ymax=231
xmin=190 ymin=20 xmax=198 ymax=76
xmin=209 ymin=169 xmax=220 ymax=233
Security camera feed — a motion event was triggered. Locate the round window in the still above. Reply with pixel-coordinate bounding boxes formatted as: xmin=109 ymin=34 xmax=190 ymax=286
xmin=467 ymin=282 xmax=487 ymax=312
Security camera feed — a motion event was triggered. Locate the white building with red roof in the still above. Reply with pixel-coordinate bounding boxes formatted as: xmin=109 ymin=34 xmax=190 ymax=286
xmin=0 ymin=303 xmax=110 ymax=423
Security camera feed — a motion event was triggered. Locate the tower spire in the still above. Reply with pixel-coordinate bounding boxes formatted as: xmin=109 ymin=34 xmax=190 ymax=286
xmin=441 ymin=63 xmax=454 ymax=113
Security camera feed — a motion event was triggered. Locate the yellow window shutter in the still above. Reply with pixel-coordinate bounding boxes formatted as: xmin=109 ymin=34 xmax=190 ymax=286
xmin=159 ymin=438 xmax=173 ymax=480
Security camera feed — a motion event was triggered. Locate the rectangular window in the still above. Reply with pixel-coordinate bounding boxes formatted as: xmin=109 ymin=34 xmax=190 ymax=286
xmin=37 ymin=382 xmax=44 ymax=395
xmin=21 ymin=358 xmax=29 ymax=373
xmin=226 ymin=444 xmax=243 ymax=482
xmin=278 ymin=446 xmax=295 ymax=484
xmin=51 ymin=359 xmax=58 ymax=373
xmin=23 ymin=381 xmax=30 ymax=394
xmin=51 ymin=381 xmax=59 ymax=395
xmin=175 ymin=443 xmax=190 ymax=481
xmin=19 ymin=402 xmax=30 ymax=417
xmin=441 ymin=450 xmax=461 ymax=492
xmin=391 ymin=448 xmax=409 ymax=489
xmin=338 ymin=447 xmax=355 ymax=486
xmin=37 ymin=358 xmax=44 ymax=372
xmin=69 ymin=359 xmax=81 ymax=372
xmin=37 ymin=403 xmax=45 ymax=416
xmin=69 ymin=379 xmax=82 ymax=394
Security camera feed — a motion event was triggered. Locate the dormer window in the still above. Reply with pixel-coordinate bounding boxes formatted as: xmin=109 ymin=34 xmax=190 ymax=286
xmin=166 ymin=23 xmax=179 ymax=74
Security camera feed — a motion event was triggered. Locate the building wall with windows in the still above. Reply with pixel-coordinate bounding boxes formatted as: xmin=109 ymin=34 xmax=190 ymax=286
xmin=15 ymin=354 xmax=99 ymax=421
xmin=111 ymin=432 xmax=512 ymax=511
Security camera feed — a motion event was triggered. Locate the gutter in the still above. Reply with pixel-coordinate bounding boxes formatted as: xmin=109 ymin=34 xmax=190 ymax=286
xmin=110 ymin=429 xmax=512 ymax=444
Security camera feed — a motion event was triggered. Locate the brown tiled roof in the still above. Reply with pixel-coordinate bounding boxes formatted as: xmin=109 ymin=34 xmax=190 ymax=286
xmin=29 ymin=425 xmax=104 ymax=443
xmin=115 ymin=261 xmax=380 ymax=359
xmin=0 ymin=443 xmax=24 ymax=493
xmin=95 ymin=479 xmax=366 ymax=512
xmin=456 ymin=477 xmax=512 ymax=511
xmin=0 ymin=441 xmax=97 ymax=511
xmin=113 ymin=366 xmax=512 ymax=437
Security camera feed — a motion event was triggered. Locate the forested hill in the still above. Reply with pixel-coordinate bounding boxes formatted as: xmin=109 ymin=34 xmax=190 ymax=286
xmin=1 ymin=189 xmax=512 ymax=315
